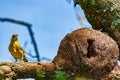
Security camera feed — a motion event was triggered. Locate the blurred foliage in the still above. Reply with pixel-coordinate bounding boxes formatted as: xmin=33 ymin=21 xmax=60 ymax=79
xmin=111 ymin=19 xmax=120 ymax=29
xmin=36 ymin=70 xmax=46 ymax=79
xmin=75 ymin=77 xmax=93 ymax=80
xmin=91 ymin=0 xmax=95 ymax=5
xmin=54 ymin=70 xmax=71 ymax=80
xmin=66 ymin=0 xmax=95 ymax=5
xmin=79 ymin=0 xmax=95 ymax=5
xmin=35 ymin=70 xmax=96 ymax=79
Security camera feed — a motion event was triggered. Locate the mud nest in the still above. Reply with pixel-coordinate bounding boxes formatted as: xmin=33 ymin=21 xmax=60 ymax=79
xmin=53 ymin=27 xmax=119 ymax=79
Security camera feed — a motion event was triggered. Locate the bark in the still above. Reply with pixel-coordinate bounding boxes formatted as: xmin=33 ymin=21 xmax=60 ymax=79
xmin=0 ymin=62 xmax=55 ymax=79
xmin=75 ymin=0 xmax=120 ymax=59
xmin=0 ymin=62 xmax=120 ymax=80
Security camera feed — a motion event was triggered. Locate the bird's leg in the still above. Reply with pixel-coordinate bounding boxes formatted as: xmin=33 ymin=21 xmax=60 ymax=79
xmin=21 ymin=54 xmax=24 ymax=62
xmin=14 ymin=58 xmax=17 ymax=62
xmin=16 ymin=59 xmax=23 ymax=63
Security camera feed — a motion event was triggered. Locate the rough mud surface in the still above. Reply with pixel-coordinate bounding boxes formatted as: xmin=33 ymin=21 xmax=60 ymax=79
xmin=53 ymin=28 xmax=119 ymax=79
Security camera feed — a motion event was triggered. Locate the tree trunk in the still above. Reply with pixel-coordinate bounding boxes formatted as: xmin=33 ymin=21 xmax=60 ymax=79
xmin=75 ymin=0 xmax=120 ymax=52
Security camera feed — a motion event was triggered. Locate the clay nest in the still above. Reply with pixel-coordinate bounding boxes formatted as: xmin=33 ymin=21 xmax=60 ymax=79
xmin=53 ymin=27 xmax=119 ymax=79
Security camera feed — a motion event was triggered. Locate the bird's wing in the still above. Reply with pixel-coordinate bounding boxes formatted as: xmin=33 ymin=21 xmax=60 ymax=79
xmin=14 ymin=42 xmax=24 ymax=53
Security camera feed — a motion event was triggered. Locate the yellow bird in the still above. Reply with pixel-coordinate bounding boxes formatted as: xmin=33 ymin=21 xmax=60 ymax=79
xmin=9 ymin=34 xmax=28 ymax=62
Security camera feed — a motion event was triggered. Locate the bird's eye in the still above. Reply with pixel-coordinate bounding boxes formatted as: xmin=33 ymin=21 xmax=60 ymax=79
xmin=12 ymin=34 xmax=18 ymax=37
xmin=12 ymin=35 xmax=15 ymax=37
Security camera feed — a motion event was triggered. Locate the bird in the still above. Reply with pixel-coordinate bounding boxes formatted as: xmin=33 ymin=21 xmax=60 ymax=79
xmin=8 ymin=34 xmax=28 ymax=62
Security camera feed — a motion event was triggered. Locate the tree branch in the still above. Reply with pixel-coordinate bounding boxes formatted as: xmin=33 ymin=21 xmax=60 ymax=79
xmin=0 ymin=17 xmax=40 ymax=61
xmin=0 ymin=62 xmax=55 ymax=79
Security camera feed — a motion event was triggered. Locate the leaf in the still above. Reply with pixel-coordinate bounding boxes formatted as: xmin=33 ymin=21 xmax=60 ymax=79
xmin=91 ymin=0 xmax=95 ymax=5
xmin=111 ymin=19 xmax=120 ymax=29
xmin=36 ymin=70 xmax=46 ymax=78
xmin=55 ymin=70 xmax=70 ymax=80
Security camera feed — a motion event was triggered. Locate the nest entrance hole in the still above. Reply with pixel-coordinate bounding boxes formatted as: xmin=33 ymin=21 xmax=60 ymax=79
xmin=87 ymin=38 xmax=97 ymax=58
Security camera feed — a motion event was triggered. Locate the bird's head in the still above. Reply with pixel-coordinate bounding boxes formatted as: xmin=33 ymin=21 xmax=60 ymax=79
xmin=11 ymin=34 xmax=18 ymax=41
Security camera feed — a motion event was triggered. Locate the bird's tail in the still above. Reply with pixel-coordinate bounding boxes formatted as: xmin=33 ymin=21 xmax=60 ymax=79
xmin=23 ymin=55 xmax=28 ymax=62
